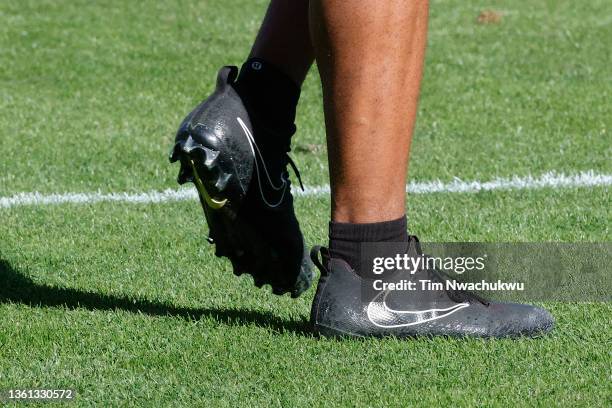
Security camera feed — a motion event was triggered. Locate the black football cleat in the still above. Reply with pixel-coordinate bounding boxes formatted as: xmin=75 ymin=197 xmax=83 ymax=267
xmin=310 ymin=237 xmax=554 ymax=338
xmin=169 ymin=66 xmax=313 ymax=297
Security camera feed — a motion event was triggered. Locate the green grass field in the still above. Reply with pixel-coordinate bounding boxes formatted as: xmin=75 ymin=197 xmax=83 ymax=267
xmin=1 ymin=0 xmax=610 ymax=406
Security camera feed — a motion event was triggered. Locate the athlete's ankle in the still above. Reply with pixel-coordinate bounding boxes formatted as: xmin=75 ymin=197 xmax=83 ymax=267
xmin=328 ymin=215 xmax=409 ymax=276
xmin=233 ymin=57 xmax=301 ymax=137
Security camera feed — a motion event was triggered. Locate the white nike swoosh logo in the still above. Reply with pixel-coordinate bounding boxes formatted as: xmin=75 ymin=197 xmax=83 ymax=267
xmin=367 ymin=289 xmax=469 ymax=328
xmin=237 ymin=117 xmax=288 ymax=208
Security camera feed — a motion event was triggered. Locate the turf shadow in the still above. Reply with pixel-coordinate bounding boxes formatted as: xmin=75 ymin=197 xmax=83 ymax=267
xmin=0 ymin=259 xmax=311 ymax=336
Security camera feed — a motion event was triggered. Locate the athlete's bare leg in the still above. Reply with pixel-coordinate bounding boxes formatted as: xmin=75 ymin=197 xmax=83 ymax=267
xmin=310 ymin=0 xmax=429 ymax=223
xmin=249 ymin=0 xmax=314 ymax=85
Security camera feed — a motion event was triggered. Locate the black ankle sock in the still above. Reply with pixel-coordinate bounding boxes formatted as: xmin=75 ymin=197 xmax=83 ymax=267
xmin=329 ymin=216 xmax=409 ymax=276
xmin=233 ymin=58 xmax=301 ymax=136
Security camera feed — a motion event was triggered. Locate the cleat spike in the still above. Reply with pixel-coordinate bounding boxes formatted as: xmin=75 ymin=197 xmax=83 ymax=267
xmin=203 ymin=148 xmax=220 ymax=168
xmin=186 ymin=146 xmax=219 ymax=170
xmin=169 ymin=143 xmax=181 ymax=163
xmin=177 ymin=162 xmax=194 ymax=185
xmin=182 ymin=135 xmax=198 ymax=152
xmin=184 ymin=145 xmax=200 ymax=156
xmin=206 ymin=236 xmax=215 ymax=244
xmin=214 ymin=173 xmax=232 ymax=192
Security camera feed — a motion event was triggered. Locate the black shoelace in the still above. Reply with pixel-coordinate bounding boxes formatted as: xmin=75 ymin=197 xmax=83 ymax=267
xmin=257 ymin=122 xmax=305 ymax=191
xmin=286 ymin=155 xmax=304 ymax=191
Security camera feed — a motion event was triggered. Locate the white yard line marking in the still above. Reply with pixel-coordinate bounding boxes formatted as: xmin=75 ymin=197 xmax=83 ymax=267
xmin=0 ymin=171 xmax=610 ymax=209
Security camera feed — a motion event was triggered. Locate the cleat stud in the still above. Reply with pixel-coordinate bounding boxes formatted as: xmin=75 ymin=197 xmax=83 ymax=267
xmin=177 ymin=162 xmax=194 ymax=184
xmin=203 ymin=148 xmax=220 ymax=168
xmin=214 ymin=173 xmax=232 ymax=192
xmin=182 ymin=135 xmax=198 ymax=151
xmin=177 ymin=175 xmax=194 ymax=184
xmin=169 ymin=143 xmax=181 ymax=163
xmin=206 ymin=236 xmax=215 ymax=244
xmin=186 ymin=145 xmax=204 ymax=158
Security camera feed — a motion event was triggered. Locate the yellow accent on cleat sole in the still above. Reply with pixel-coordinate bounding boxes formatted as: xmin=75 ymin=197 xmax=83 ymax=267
xmin=189 ymin=160 xmax=227 ymax=209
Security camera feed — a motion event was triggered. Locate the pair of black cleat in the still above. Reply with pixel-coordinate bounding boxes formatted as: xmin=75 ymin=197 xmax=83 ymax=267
xmin=170 ymin=66 xmax=554 ymax=339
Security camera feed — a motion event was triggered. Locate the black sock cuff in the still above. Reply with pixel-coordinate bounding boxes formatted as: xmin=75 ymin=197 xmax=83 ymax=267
xmin=234 ymin=58 xmax=301 ymax=125
xmin=329 ymin=216 xmax=408 ymax=243
xmin=328 ymin=216 xmax=409 ymax=274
